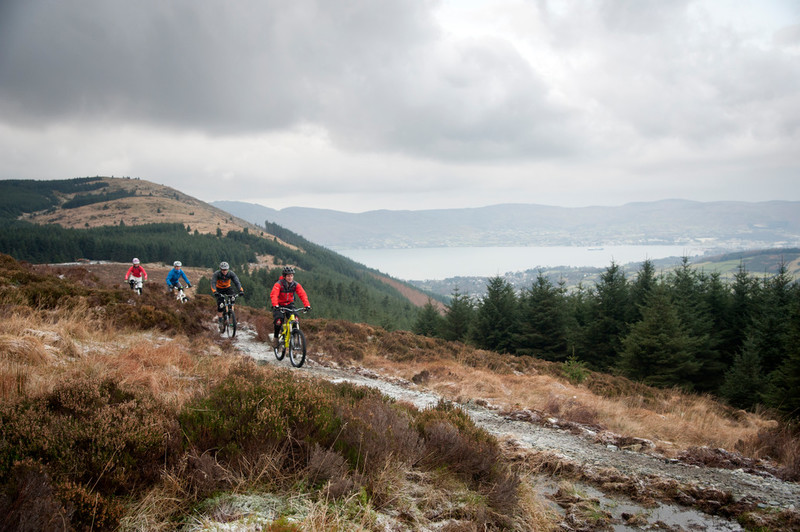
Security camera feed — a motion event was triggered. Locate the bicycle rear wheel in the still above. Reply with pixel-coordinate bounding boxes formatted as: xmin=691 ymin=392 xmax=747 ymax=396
xmin=226 ymin=309 xmax=237 ymax=338
xmin=288 ymin=329 xmax=306 ymax=368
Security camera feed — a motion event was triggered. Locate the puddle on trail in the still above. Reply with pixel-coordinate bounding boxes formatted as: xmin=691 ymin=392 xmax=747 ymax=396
xmin=538 ymin=478 xmax=743 ymax=531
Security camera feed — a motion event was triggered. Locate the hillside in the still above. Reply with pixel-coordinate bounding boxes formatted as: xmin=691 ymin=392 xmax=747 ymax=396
xmin=18 ymin=176 xmax=267 ymax=236
xmin=214 ymin=199 xmax=800 ymax=250
xmin=0 ymin=177 xmax=440 ymax=327
xmin=2 ymin=254 xmax=799 ymax=530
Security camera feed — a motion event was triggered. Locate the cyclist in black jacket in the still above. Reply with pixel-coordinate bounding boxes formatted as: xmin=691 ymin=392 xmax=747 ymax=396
xmin=210 ymin=261 xmax=244 ymax=327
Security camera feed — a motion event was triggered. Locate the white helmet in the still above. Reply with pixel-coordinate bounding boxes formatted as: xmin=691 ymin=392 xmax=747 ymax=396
xmin=132 ymin=258 xmax=140 ymax=264
xmin=219 ymin=261 xmax=229 ymax=270
xmin=173 ymin=261 xmax=182 ymax=267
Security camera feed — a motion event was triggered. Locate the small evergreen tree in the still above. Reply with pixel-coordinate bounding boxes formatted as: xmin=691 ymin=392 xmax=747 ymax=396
xmin=763 ymin=282 xmax=800 ymax=415
xmin=719 ymin=335 xmax=765 ymax=410
xmin=666 ymin=257 xmax=718 ymax=391
xmin=630 ymin=258 xmax=657 ymax=322
xmin=413 ymin=299 xmax=444 ymax=338
xmin=584 ymin=261 xmax=631 ymax=370
xmin=617 ymin=286 xmax=701 ymax=389
xmin=472 ymin=276 xmax=517 ymax=353
xmin=515 ymin=272 xmax=568 ymax=360
xmin=442 ymin=286 xmax=474 ymax=343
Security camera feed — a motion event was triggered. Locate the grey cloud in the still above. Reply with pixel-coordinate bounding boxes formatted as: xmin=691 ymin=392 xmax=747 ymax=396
xmin=556 ymin=1 xmax=800 ymax=144
xmin=1 ymin=0 xmax=797 ymax=173
xmin=0 ymin=0 xmax=578 ymax=161
xmin=320 ymin=37 xmax=578 ymax=160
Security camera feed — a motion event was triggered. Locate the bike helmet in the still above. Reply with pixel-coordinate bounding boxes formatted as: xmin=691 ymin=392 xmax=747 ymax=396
xmin=132 ymin=258 xmax=140 ymax=264
xmin=219 ymin=261 xmax=230 ymax=270
xmin=282 ymin=266 xmax=295 ymax=275
xmin=173 ymin=261 xmax=182 ymax=267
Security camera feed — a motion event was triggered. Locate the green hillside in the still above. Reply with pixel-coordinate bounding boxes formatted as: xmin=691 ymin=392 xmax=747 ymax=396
xmin=0 ymin=178 xmax=422 ymax=329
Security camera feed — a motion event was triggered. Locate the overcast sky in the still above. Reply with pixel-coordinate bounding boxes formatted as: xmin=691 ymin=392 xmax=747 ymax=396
xmin=1 ymin=0 xmax=799 ymax=213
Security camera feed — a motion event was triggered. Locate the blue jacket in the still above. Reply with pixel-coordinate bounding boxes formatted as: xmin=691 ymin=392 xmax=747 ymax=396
xmin=166 ymin=268 xmax=190 ymax=287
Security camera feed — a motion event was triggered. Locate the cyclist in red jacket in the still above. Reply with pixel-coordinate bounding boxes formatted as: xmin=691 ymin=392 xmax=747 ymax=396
xmin=124 ymin=258 xmax=147 ymax=291
xmin=270 ymin=266 xmax=311 ymax=347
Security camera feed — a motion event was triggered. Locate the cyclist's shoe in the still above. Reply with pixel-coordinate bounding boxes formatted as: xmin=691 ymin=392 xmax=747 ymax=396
xmin=273 ymin=334 xmax=281 ymax=349
xmin=218 ymin=316 xmax=224 ymax=332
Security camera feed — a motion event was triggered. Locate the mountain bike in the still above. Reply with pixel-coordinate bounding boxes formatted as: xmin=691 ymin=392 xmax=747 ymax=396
xmin=273 ymin=306 xmax=309 ymax=367
xmin=218 ymin=293 xmax=240 ymax=338
xmin=170 ymin=282 xmax=189 ymax=303
xmin=128 ymin=278 xmax=144 ymax=295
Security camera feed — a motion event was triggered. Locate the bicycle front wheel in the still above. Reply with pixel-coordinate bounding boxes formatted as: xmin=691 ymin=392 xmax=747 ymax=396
xmin=274 ymin=334 xmax=286 ymax=360
xmin=226 ymin=309 xmax=237 ymax=338
xmin=288 ymin=329 xmax=306 ymax=368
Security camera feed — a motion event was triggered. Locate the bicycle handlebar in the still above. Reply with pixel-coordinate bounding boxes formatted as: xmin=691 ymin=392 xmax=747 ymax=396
xmin=274 ymin=306 xmax=309 ymax=314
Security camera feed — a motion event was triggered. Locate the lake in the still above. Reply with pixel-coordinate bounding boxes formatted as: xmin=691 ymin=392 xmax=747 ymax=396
xmin=335 ymin=245 xmax=706 ymax=280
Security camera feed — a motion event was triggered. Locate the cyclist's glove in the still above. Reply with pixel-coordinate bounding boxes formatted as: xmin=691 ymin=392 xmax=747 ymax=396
xmin=305 ymin=306 xmax=312 ymax=311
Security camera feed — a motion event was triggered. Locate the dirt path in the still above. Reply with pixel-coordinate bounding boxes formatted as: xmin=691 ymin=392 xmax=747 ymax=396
xmin=231 ymin=325 xmax=800 ymax=531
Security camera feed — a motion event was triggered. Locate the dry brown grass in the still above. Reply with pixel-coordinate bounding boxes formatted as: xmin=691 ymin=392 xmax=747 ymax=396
xmin=305 ymin=321 xmax=788 ymax=464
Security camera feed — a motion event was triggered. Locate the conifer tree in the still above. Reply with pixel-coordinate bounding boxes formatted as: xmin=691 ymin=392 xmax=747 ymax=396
xmin=584 ymin=261 xmax=631 ymax=370
xmin=630 ymin=258 xmax=657 ymax=322
xmin=751 ymin=263 xmax=793 ymax=375
xmin=516 ymin=272 xmax=568 ymax=360
xmin=763 ymin=279 xmax=800 ymax=415
xmin=666 ymin=257 xmax=719 ymax=391
xmin=472 ymin=276 xmax=517 ymax=353
xmin=563 ymin=281 xmax=593 ymax=362
xmin=617 ymin=285 xmax=701 ymax=388
xmin=413 ymin=299 xmax=444 ymax=338
xmin=442 ymin=286 xmax=474 ymax=343
xmin=723 ymin=263 xmax=758 ymax=366
xmin=719 ymin=335 xmax=765 ymax=410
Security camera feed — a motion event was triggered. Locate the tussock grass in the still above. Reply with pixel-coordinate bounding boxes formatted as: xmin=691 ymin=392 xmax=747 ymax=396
xmin=305 ymin=319 xmax=797 ymax=472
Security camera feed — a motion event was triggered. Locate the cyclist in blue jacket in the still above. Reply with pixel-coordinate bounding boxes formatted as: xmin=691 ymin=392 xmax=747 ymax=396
xmin=166 ymin=261 xmax=191 ymax=292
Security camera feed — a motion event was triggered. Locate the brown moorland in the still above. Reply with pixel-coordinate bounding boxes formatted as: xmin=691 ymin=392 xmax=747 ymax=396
xmin=5 ymin=255 xmax=800 ymax=530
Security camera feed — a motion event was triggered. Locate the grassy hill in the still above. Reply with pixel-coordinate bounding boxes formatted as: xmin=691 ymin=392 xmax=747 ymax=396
xmin=0 ymin=176 xmax=438 ymax=329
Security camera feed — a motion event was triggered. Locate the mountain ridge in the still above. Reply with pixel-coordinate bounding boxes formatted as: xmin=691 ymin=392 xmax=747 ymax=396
xmin=213 ymin=199 xmax=800 ymax=250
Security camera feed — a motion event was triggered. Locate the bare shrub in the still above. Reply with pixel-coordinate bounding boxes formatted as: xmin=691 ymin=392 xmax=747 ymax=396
xmin=736 ymin=422 xmax=800 ymax=481
xmin=417 ymin=402 xmax=519 ymax=496
xmin=175 ymin=451 xmax=233 ymax=499
xmin=544 ymin=394 xmax=601 ymax=427
xmin=0 ymin=374 xmax=181 ymax=495
xmin=179 ymin=362 xmax=341 ymax=465
xmin=338 ymin=395 xmax=423 ymax=472
xmin=57 ymin=480 xmax=124 ymax=531
xmin=0 ymin=459 xmax=68 ymax=532
xmin=307 ymin=444 xmax=349 ymax=486
xmin=253 ymin=313 xmax=273 ymax=342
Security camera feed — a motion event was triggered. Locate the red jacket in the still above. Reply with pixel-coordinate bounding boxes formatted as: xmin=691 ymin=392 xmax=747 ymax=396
xmin=125 ymin=264 xmax=147 ymax=280
xmin=270 ymin=276 xmax=310 ymax=307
